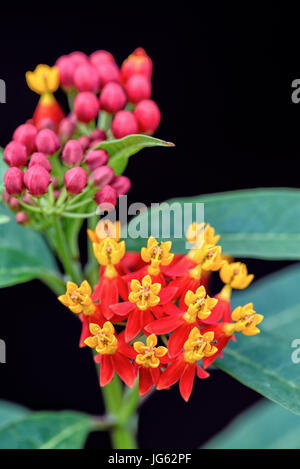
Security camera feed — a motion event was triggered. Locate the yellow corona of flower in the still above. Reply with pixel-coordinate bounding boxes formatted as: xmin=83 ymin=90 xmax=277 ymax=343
xmin=93 ymin=237 xmax=125 ymax=278
xmin=186 ymin=222 xmax=220 ymax=248
xmin=231 ymin=303 xmax=264 ymax=336
xmin=88 ymin=220 xmax=121 ymax=244
xmin=84 ymin=322 xmax=118 ymax=354
xmin=183 ymin=327 xmax=218 ymax=364
xmin=129 ymin=275 xmax=161 ymax=311
xmin=220 ymin=262 xmax=254 ymax=289
xmin=183 ymin=286 xmax=218 ymax=323
xmin=188 ymin=244 xmax=225 ymax=272
xmin=26 ymin=64 xmax=59 ymax=96
xmin=134 ymin=334 xmax=167 ymax=368
xmin=141 ymin=237 xmax=174 ymax=275
xmin=58 ymin=281 xmax=95 ymax=316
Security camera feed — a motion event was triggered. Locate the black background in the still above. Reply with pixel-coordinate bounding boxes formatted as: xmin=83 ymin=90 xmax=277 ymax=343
xmin=0 ymin=4 xmax=299 ymax=448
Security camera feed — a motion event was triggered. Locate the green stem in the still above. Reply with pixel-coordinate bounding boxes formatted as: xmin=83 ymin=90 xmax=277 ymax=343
xmin=98 ymin=110 xmax=112 ymax=131
xmin=39 ymin=272 xmax=66 ymax=296
xmin=52 ymin=215 xmax=81 ymax=283
xmin=61 ymin=211 xmax=97 ymax=218
xmin=67 ymin=88 xmax=77 ymax=112
xmin=85 ymin=215 xmax=99 ymax=286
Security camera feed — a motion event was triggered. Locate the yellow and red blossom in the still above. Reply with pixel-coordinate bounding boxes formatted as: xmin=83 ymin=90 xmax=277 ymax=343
xmin=129 ymin=275 xmax=161 ymax=311
xmin=231 ymin=303 xmax=263 ymax=336
xmin=220 ymin=261 xmax=254 ymax=289
xmin=141 ymin=237 xmax=174 ymax=276
xmin=183 ymin=327 xmax=218 ymax=364
xmin=58 ymin=280 xmax=95 ymax=316
xmin=134 ymin=334 xmax=168 ymax=368
xmin=93 ymin=237 xmax=126 ymax=277
xmin=183 ymin=286 xmax=218 ymax=323
xmin=88 ymin=219 xmax=121 ymax=245
xmin=186 ymin=222 xmax=220 ymax=248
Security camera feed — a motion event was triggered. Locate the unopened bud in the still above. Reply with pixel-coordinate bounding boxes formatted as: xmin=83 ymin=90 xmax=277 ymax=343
xmin=68 ymin=51 xmax=89 ymax=67
xmin=16 ymin=211 xmax=30 ymax=225
xmin=24 ymin=165 xmax=51 ymax=196
xmin=125 ymin=74 xmax=152 ymax=104
xmin=62 ymin=140 xmax=83 ymax=166
xmin=36 ymin=129 xmax=60 ymax=155
xmin=59 ymin=117 xmax=76 ymax=141
xmin=29 ymin=152 xmax=52 ymax=172
xmin=56 ymin=55 xmax=76 ymax=89
xmin=94 ymin=185 xmax=117 ymax=211
xmin=85 ymin=149 xmax=109 ymax=171
xmin=4 ymin=167 xmax=25 ymax=195
xmin=111 ymin=111 xmax=138 ymax=138
xmin=37 ymin=117 xmax=56 ymax=131
xmin=134 ymin=99 xmax=161 ymax=134
xmin=91 ymin=165 xmax=115 ymax=188
xmin=64 ymin=167 xmax=88 ymax=194
xmin=90 ymin=50 xmax=115 ymax=67
xmin=9 ymin=197 xmax=21 ymax=211
xmin=95 ymin=62 xmax=120 ymax=88
xmin=2 ymin=189 xmax=10 ymax=204
xmin=90 ymin=128 xmax=107 ymax=142
xmin=78 ymin=136 xmax=90 ymax=152
xmin=4 ymin=141 xmax=28 ymax=167
xmin=111 ymin=175 xmax=131 ymax=196
xmin=121 ymin=48 xmax=153 ymax=83
xmin=22 ymin=192 xmax=37 ymax=206
xmin=74 ymin=63 xmax=100 ymax=93
xmin=13 ymin=123 xmax=37 ymax=155
xmin=74 ymin=92 xmax=99 ymax=123
xmin=100 ymin=82 xmax=127 ymax=113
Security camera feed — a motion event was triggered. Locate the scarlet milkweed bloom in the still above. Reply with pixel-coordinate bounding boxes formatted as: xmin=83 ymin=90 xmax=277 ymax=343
xmin=146 ymin=286 xmax=218 ymax=357
xmin=91 ymin=223 xmax=128 ymax=320
xmin=132 ymin=334 xmax=169 ymax=396
xmin=220 ymin=261 xmax=254 ymax=289
xmin=109 ymin=274 xmax=177 ymax=343
xmin=84 ymin=322 xmax=136 ymax=388
xmin=157 ymin=327 xmax=216 ymax=401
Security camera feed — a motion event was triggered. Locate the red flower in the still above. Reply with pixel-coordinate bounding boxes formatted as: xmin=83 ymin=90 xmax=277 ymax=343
xmin=85 ymin=322 xmax=136 ymax=388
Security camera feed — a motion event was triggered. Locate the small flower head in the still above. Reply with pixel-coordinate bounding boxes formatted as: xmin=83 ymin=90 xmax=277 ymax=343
xmin=111 ymin=110 xmax=138 ymax=139
xmin=189 ymin=244 xmax=225 ymax=272
xmin=134 ymin=334 xmax=167 ymax=368
xmin=129 ymin=274 xmax=161 ymax=311
xmin=88 ymin=219 xmax=121 ymax=244
xmin=186 ymin=222 xmax=220 ymax=247
xmin=231 ymin=303 xmax=263 ymax=336
xmin=141 ymin=237 xmax=174 ymax=275
xmin=183 ymin=286 xmax=218 ymax=323
xmin=121 ymin=48 xmax=153 ymax=83
xmin=134 ymin=99 xmax=161 ymax=135
xmin=58 ymin=280 xmax=95 ymax=316
xmin=220 ymin=262 xmax=254 ymax=289
xmin=84 ymin=322 xmax=118 ymax=354
xmin=93 ymin=237 xmax=125 ymax=272
xmin=183 ymin=327 xmax=218 ymax=364
xmin=26 ymin=64 xmax=59 ymax=95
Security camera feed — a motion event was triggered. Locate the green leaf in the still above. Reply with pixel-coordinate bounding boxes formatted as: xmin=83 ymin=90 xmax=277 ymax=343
xmin=125 ymin=188 xmax=300 ymax=260
xmin=204 ymin=399 xmax=300 ymax=449
xmin=0 ymin=400 xmax=28 ymax=428
xmin=0 ymin=214 xmax=10 ymax=224
xmin=0 ymin=408 xmax=92 ymax=449
xmin=93 ymin=134 xmax=175 ymax=176
xmin=215 ymin=263 xmax=300 ymax=415
xmin=0 ymin=203 xmax=61 ymax=288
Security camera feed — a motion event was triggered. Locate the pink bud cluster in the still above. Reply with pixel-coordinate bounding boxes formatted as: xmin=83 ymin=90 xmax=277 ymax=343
xmin=56 ymin=48 xmax=161 ymax=137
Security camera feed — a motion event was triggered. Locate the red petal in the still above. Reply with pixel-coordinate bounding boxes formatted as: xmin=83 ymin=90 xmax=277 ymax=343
xmin=109 ymin=301 xmax=135 ymax=317
xmin=121 ymin=252 xmax=146 ymax=273
xmin=201 ymin=296 xmax=231 ymax=325
xmin=100 ymin=355 xmax=115 ymax=387
xmin=141 ymin=309 xmax=155 ymax=331
xmin=125 ymin=307 xmax=141 ymax=342
xmin=159 ymin=286 xmax=178 ymax=305
xmin=196 ymin=364 xmax=210 ymax=379
xmin=94 ymin=277 xmax=119 ymax=319
xmin=150 ymin=367 xmax=161 ymax=385
xmin=145 ymin=314 xmax=183 ymax=335
xmin=168 ymin=323 xmax=192 ymax=357
xmin=157 ymin=356 xmax=186 ymax=389
xmin=139 ymin=367 xmax=153 ymax=396
xmin=112 ymin=352 xmax=136 ymax=388
xmin=117 ymin=334 xmax=137 ymax=359
xmin=165 ymin=256 xmax=195 ymax=278
xmin=117 ymin=276 xmax=130 ymax=301
xmin=79 ymin=315 xmax=90 ymax=348
xmin=179 ymin=363 xmax=196 ymax=402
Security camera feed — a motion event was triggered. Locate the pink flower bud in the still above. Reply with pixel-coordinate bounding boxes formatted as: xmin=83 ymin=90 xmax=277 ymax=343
xmin=13 ymin=123 xmax=37 ymax=155
xmin=111 ymin=175 xmax=131 ymax=196
xmin=111 ymin=111 xmax=138 ymax=139
xmin=90 ymin=128 xmax=107 ymax=142
xmin=59 ymin=117 xmax=76 ymax=141
xmin=85 ymin=149 xmax=109 ymax=171
xmin=2 ymin=189 xmax=10 ymax=204
xmin=37 ymin=117 xmax=56 ymax=131
xmin=78 ymin=136 xmax=91 ymax=151
xmin=121 ymin=48 xmax=153 ymax=83
xmin=24 ymin=165 xmax=51 ymax=196
xmin=68 ymin=51 xmax=89 ymax=67
xmin=125 ymin=74 xmax=152 ymax=104
xmin=62 ymin=140 xmax=83 ymax=166
xmin=23 ymin=192 xmax=37 ymax=206
xmin=90 ymin=50 xmax=115 ymax=67
xmin=64 ymin=167 xmax=88 ymax=194
xmin=95 ymin=62 xmax=120 ymax=88
xmin=36 ymin=129 xmax=60 ymax=155
xmin=74 ymin=63 xmax=100 ymax=93
xmin=74 ymin=92 xmax=99 ymax=123
xmin=54 ymin=190 xmax=61 ymax=201
xmin=94 ymin=185 xmax=117 ymax=211
xmin=4 ymin=141 xmax=28 ymax=167
xmin=134 ymin=99 xmax=161 ymax=134
xmin=91 ymin=165 xmax=115 ymax=188
xmin=29 ymin=152 xmax=52 ymax=172
xmin=16 ymin=211 xmax=30 ymax=225
xmin=99 ymin=82 xmax=127 ymax=114
xmin=4 ymin=167 xmax=25 ymax=195
xmin=56 ymin=55 xmax=76 ymax=88
xmin=9 ymin=197 xmax=21 ymax=211
xmin=51 ymin=177 xmax=59 ymax=189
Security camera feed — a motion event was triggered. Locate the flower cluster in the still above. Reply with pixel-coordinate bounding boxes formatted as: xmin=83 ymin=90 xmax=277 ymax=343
xmin=2 ymin=48 xmax=160 ymax=227
xmin=59 ymin=220 xmax=263 ymax=402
